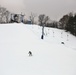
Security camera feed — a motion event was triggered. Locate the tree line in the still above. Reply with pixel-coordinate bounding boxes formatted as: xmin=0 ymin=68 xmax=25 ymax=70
xmin=0 ymin=6 xmax=25 ymax=23
xmin=59 ymin=12 xmax=76 ymax=36
xmin=0 ymin=6 xmax=76 ymax=36
xmin=0 ymin=6 xmax=59 ymax=27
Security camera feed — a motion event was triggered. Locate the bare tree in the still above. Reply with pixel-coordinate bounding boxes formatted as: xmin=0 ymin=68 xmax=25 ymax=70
xmin=5 ymin=11 xmax=10 ymax=23
xmin=38 ymin=14 xmax=49 ymax=39
xmin=38 ymin=14 xmax=45 ymax=26
xmin=29 ymin=12 xmax=36 ymax=24
xmin=0 ymin=6 xmax=6 ymax=23
xmin=38 ymin=14 xmax=49 ymax=26
xmin=0 ymin=6 xmax=10 ymax=23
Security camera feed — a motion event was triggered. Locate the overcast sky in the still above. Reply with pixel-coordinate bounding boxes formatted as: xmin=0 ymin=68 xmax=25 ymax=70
xmin=0 ymin=0 xmax=76 ymax=21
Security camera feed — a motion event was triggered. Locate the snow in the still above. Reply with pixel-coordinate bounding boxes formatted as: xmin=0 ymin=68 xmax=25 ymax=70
xmin=0 ymin=23 xmax=76 ymax=75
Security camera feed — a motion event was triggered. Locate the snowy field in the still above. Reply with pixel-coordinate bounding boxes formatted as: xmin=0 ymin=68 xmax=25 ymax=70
xmin=0 ymin=23 xmax=76 ymax=75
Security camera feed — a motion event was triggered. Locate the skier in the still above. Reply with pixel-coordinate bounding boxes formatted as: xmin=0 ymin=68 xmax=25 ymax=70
xmin=28 ymin=51 xmax=32 ymax=56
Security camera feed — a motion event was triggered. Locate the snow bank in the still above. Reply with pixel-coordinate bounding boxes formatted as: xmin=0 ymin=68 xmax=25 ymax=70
xmin=0 ymin=23 xmax=76 ymax=75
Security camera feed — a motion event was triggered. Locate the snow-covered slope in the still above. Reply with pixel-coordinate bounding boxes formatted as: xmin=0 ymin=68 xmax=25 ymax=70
xmin=0 ymin=23 xmax=76 ymax=75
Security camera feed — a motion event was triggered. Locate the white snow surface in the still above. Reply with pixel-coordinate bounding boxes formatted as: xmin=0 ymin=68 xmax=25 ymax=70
xmin=0 ymin=23 xmax=76 ymax=75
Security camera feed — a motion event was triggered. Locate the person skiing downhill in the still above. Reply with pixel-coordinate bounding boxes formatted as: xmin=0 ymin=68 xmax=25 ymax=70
xmin=28 ymin=51 xmax=32 ymax=56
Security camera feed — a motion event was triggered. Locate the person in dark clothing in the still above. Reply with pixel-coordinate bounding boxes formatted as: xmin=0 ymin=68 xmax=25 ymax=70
xmin=41 ymin=34 xmax=44 ymax=39
xmin=28 ymin=51 xmax=32 ymax=56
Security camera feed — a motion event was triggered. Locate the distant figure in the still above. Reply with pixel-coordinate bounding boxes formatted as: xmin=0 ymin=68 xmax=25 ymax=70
xmin=61 ymin=42 xmax=65 ymax=44
xmin=28 ymin=51 xmax=32 ymax=56
xmin=41 ymin=35 xmax=44 ymax=39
